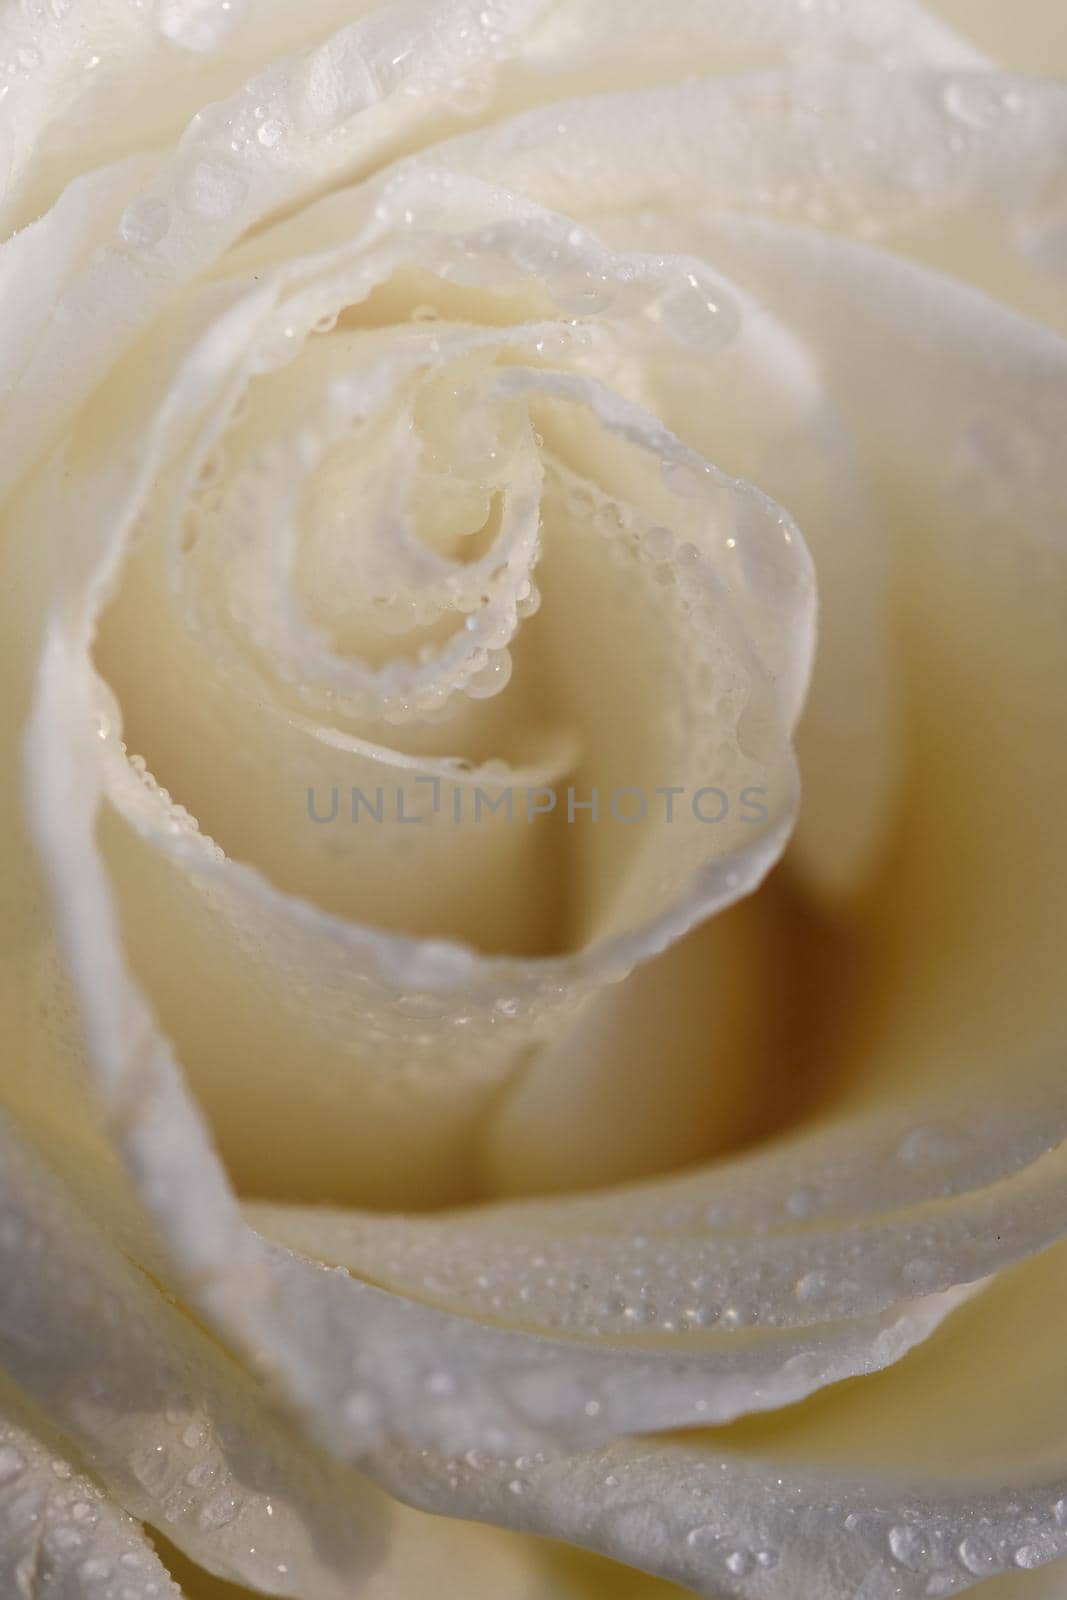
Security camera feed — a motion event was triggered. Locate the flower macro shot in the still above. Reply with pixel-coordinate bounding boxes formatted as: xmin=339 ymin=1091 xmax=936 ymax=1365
xmin=1 ymin=1 xmax=1066 ymax=1596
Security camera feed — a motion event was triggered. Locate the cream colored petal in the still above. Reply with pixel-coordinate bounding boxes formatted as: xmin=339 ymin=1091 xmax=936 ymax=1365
xmin=0 ymin=0 xmax=978 ymax=238
xmin=480 ymin=898 xmax=779 ymax=1198
xmin=371 ymin=1243 xmax=1067 ymax=1598
xmin=3 ymin=0 xmax=1062 ymax=1527
xmin=420 ymin=68 xmax=1067 ymax=334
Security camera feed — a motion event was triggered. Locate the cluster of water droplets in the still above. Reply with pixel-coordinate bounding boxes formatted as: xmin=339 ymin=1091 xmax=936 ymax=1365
xmin=0 ymin=1420 xmax=179 ymax=1600
xmin=870 ymin=1495 xmax=1067 ymax=1594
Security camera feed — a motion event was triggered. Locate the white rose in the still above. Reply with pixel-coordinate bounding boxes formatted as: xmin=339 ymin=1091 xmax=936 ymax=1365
xmin=2 ymin=1 xmax=1066 ymax=1596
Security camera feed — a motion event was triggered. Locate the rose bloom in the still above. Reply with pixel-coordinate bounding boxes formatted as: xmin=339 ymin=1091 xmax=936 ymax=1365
xmin=1 ymin=0 xmax=1066 ymax=1596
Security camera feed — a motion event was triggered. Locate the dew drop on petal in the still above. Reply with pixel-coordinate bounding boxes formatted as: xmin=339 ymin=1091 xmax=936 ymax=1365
xmin=958 ymin=1534 xmax=1005 ymax=1576
xmin=256 ymin=118 xmax=286 ymax=149
xmin=129 ymin=1444 xmax=170 ymax=1494
xmin=118 ymin=197 xmax=172 ymax=249
xmin=157 ymin=0 xmax=245 ymax=52
xmin=0 ymin=1445 xmax=25 ymax=1485
xmin=661 ymin=460 xmax=710 ymax=500
xmin=465 ymin=648 xmax=512 ymax=699
xmin=942 ymin=77 xmax=1022 ymax=130
xmin=654 ymin=274 xmax=740 ymax=354
xmin=888 ymin=1524 xmax=930 ymax=1570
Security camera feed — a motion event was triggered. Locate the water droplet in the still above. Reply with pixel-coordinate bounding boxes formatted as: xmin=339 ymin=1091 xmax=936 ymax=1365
xmin=943 ymin=77 xmax=1021 ymax=130
xmin=725 ymin=1547 xmax=755 ymax=1576
xmin=1014 ymin=1544 xmax=1044 ymax=1570
xmin=182 ymin=158 xmax=248 ymax=221
xmin=0 ymin=1445 xmax=25 ymax=1485
xmin=643 ymin=525 xmax=675 ymax=562
xmin=958 ymin=1534 xmax=1004 ymax=1576
xmin=654 ymin=273 xmax=740 ymax=355
xmin=129 ymin=1444 xmax=170 ymax=1494
xmin=756 ymin=1549 xmax=779 ymax=1569
xmin=118 ymin=196 xmax=172 ymax=249
xmin=465 ymin=648 xmax=512 ymax=699
xmin=157 ymin=0 xmax=245 ymax=52
xmin=685 ymin=1523 xmax=718 ymax=1552
xmin=256 ymin=117 xmax=285 ymax=149
xmin=889 ymin=1524 xmax=931 ymax=1570
xmin=516 ymin=582 xmax=541 ymax=619
xmin=296 ymin=41 xmax=379 ymax=129
xmin=661 ymin=460 xmax=711 ymax=500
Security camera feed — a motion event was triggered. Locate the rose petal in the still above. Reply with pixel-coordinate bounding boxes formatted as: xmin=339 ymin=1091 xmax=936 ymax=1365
xmin=4 ymin=0 xmax=1064 ymax=1508
xmin=370 ymin=1242 xmax=1067 ymax=1598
